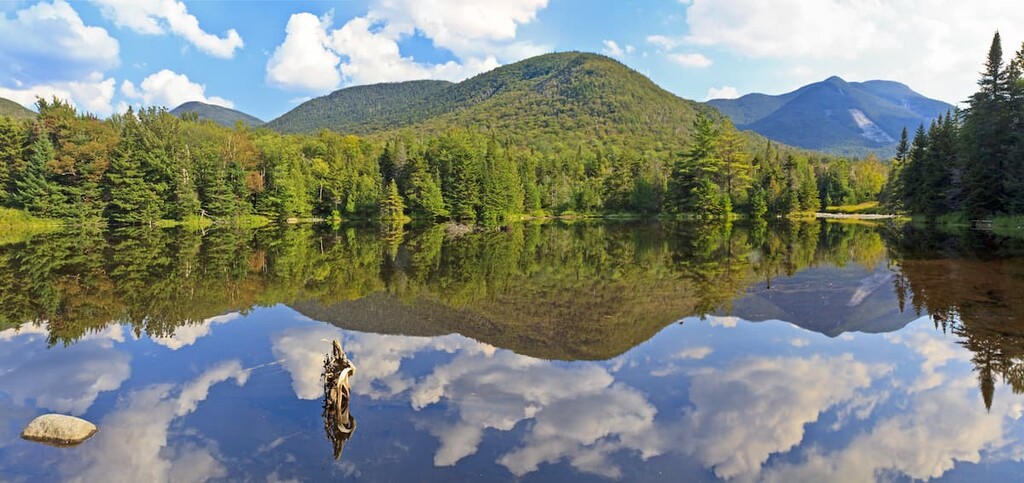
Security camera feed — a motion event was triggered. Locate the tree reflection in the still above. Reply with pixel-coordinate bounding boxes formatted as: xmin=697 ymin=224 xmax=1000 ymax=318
xmin=885 ymin=224 xmax=1024 ymax=410
xmin=0 ymin=220 xmax=890 ymax=358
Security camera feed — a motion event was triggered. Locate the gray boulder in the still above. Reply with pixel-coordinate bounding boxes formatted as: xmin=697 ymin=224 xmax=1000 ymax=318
xmin=21 ymin=414 xmax=97 ymax=446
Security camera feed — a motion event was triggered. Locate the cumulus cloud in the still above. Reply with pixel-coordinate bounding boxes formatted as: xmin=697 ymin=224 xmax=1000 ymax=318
xmin=0 ymin=0 xmax=120 ymax=84
xmin=271 ymin=325 xmax=659 ymax=477
xmin=0 ymin=72 xmax=117 ymax=115
xmin=266 ymin=13 xmax=341 ymax=92
xmin=0 ymin=0 xmax=119 ymax=115
xmin=668 ymin=52 xmax=712 ymax=68
xmin=122 ymin=69 xmax=233 ymax=109
xmin=761 ymin=366 xmax=1021 ymax=482
xmin=705 ymin=85 xmax=740 ymax=100
xmin=151 ymin=312 xmax=241 ymax=351
xmin=0 ymin=324 xmax=130 ymax=415
xmin=64 ymin=360 xmax=248 ymax=482
xmin=90 ymin=0 xmax=243 ymax=58
xmin=676 ymin=354 xmax=887 ymax=479
xmin=680 ymin=0 xmax=1024 ymax=103
xmin=601 ymin=40 xmax=635 ymax=58
xmin=265 ymin=0 xmax=549 ymax=92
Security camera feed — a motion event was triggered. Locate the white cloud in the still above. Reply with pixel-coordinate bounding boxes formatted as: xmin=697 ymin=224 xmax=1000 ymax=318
xmin=668 ymin=52 xmax=712 ymax=68
xmin=676 ymin=354 xmax=887 ymax=479
xmin=646 ymin=34 xmax=684 ymax=50
xmin=681 ymin=0 xmax=1024 ymax=103
xmin=151 ymin=312 xmax=241 ymax=351
xmin=266 ymin=13 xmax=341 ymax=92
xmin=0 ymin=0 xmax=120 ymax=84
xmin=0 ymin=72 xmax=117 ymax=116
xmin=0 ymin=324 xmax=130 ymax=415
xmin=602 ymin=40 xmax=635 ymax=58
xmin=90 ymin=0 xmax=243 ymax=58
xmin=122 ymin=69 xmax=233 ymax=109
xmin=759 ymin=325 xmax=1023 ymax=483
xmin=64 ymin=360 xmax=248 ymax=482
xmin=265 ymin=0 xmax=549 ymax=92
xmin=706 ymin=85 xmax=740 ymax=100
xmin=674 ymin=346 xmax=713 ymax=360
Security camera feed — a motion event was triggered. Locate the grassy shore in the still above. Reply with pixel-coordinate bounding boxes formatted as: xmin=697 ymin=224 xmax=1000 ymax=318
xmin=0 ymin=207 xmax=62 ymax=245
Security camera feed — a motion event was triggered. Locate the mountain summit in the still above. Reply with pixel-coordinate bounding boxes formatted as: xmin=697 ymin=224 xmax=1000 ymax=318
xmin=708 ymin=77 xmax=953 ymax=156
xmin=170 ymin=101 xmax=264 ymax=128
xmin=267 ymin=52 xmax=717 ymax=152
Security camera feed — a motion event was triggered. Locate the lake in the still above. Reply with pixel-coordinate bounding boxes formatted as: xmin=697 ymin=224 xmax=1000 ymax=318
xmin=1 ymin=220 xmax=1023 ymax=481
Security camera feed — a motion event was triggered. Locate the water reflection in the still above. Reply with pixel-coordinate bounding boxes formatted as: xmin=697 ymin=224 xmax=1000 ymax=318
xmin=2 ymin=220 xmax=1024 ymax=480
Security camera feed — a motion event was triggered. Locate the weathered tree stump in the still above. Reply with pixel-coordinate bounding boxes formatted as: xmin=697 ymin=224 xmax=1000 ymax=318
xmin=322 ymin=339 xmax=356 ymax=460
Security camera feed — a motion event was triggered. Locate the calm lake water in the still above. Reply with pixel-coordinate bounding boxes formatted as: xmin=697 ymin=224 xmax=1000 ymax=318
xmin=2 ymin=220 xmax=1024 ymax=482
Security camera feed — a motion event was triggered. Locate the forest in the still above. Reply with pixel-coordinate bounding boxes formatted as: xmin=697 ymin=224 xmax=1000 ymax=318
xmin=0 ymin=97 xmax=885 ymax=227
xmin=883 ymin=32 xmax=1024 ymax=220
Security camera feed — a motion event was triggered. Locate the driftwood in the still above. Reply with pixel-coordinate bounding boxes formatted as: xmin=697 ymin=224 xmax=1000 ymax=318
xmin=322 ymin=339 xmax=356 ymax=460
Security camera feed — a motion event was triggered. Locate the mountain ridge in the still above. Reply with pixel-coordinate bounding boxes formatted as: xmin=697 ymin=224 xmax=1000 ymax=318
xmin=709 ymin=77 xmax=954 ymax=156
xmin=266 ymin=52 xmax=722 ymax=155
xmin=0 ymin=97 xmax=35 ymax=121
xmin=170 ymin=101 xmax=264 ymax=128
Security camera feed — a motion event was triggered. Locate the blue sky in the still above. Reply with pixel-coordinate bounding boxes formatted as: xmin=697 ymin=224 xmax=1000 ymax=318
xmin=1 ymin=0 xmax=1022 ymax=121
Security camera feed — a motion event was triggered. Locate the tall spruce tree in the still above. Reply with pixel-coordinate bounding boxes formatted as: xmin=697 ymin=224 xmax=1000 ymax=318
xmin=962 ymin=32 xmax=1011 ymax=217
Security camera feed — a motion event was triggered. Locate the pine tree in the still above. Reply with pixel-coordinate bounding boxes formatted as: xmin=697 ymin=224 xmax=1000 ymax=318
xmin=667 ymin=112 xmax=724 ymax=216
xmin=105 ymin=113 xmax=161 ymax=225
xmin=12 ymin=132 xmax=60 ymax=216
xmin=405 ymin=157 xmax=448 ymax=220
xmin=717 ymin=119 xmax=752 ymax=206
xmin=379 ymin=179 xmax=407 ymax=225
xmin=962 ymin=32 xmax=1011 ymax=218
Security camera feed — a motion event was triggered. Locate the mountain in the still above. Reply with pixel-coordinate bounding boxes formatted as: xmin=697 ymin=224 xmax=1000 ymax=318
xmin=0 ymin=97 xmax=35 ymax=121
xmin=170 ymin=101 xmax=264 ymax=128
xmin=268 ymin=52 xmax=718 ymax=152
xmin=708 ymin=77 xmax=954 ymax=156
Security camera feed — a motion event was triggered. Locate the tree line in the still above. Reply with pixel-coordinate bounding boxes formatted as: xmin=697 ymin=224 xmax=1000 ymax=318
xmin=883 ymin=32 xmax=1024 ymax=219
xmin=0 ymin=99 xmax=885 ymax=227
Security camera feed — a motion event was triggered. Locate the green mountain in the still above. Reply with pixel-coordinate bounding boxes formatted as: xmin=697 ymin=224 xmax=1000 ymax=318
xmin=170 ymin=101 xmax=264 ymax=128
xmin=267 ymin=52 xmax=717 ymax=152
xmin=0 ymin=97 xmax=35 ymax=121
xmin=708 ymin=77 xmax=954 ymax=156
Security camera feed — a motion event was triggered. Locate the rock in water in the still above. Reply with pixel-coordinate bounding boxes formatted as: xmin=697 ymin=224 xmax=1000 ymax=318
xmin=21 ymin=414 xmax=97 ymax=446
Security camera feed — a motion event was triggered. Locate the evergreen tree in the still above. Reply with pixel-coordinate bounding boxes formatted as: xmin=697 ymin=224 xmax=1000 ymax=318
xmin=717 ymin=119 xmax=753 ymax=206
xmin=12 ymin=132 xmax=60 ymax=216
xmin=105 ymin=112 xmax=161 ymax=225
xmin=406 ymin=156 xmax=448 ymax=220
xmin=667 ymin=112 xmax=727 ymax=217
xmin=379 ymin=179 xmax=407 ymax=224
xmin=962 ymin=32 xmax=1011 ymax=217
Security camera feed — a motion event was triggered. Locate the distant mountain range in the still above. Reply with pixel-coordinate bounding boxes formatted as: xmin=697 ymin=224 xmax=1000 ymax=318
xmin=170 ymin=101 xmax=264 ymax=128
xmin=709 ymin=77 xmax=954 ymax=156
xmin=0 ymin=97 xmax=35 ymax=121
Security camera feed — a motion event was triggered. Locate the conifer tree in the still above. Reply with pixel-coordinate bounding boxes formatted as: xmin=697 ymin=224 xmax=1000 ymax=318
xmin=962 ymin=32 xmax=1011 ymax=217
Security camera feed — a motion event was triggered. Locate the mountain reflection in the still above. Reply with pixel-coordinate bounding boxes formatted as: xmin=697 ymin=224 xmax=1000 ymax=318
xmin=3 ymin=220 xmax=1024 ymax=409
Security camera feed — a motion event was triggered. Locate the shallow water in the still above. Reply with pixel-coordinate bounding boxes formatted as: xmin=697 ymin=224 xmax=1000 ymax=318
xmin=1 ymin=220 xmax=1023 ymax=482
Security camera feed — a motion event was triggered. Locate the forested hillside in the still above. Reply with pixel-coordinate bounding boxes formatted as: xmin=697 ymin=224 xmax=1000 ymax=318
xmin=0 ymin=52 xmax=887 ymax=228
xmin=270 ymin=53 xmax=713 ymax=154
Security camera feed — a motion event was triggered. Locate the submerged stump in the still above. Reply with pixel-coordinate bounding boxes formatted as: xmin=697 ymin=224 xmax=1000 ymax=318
xmin=323 ymin=339 xmax=356 ymax=460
